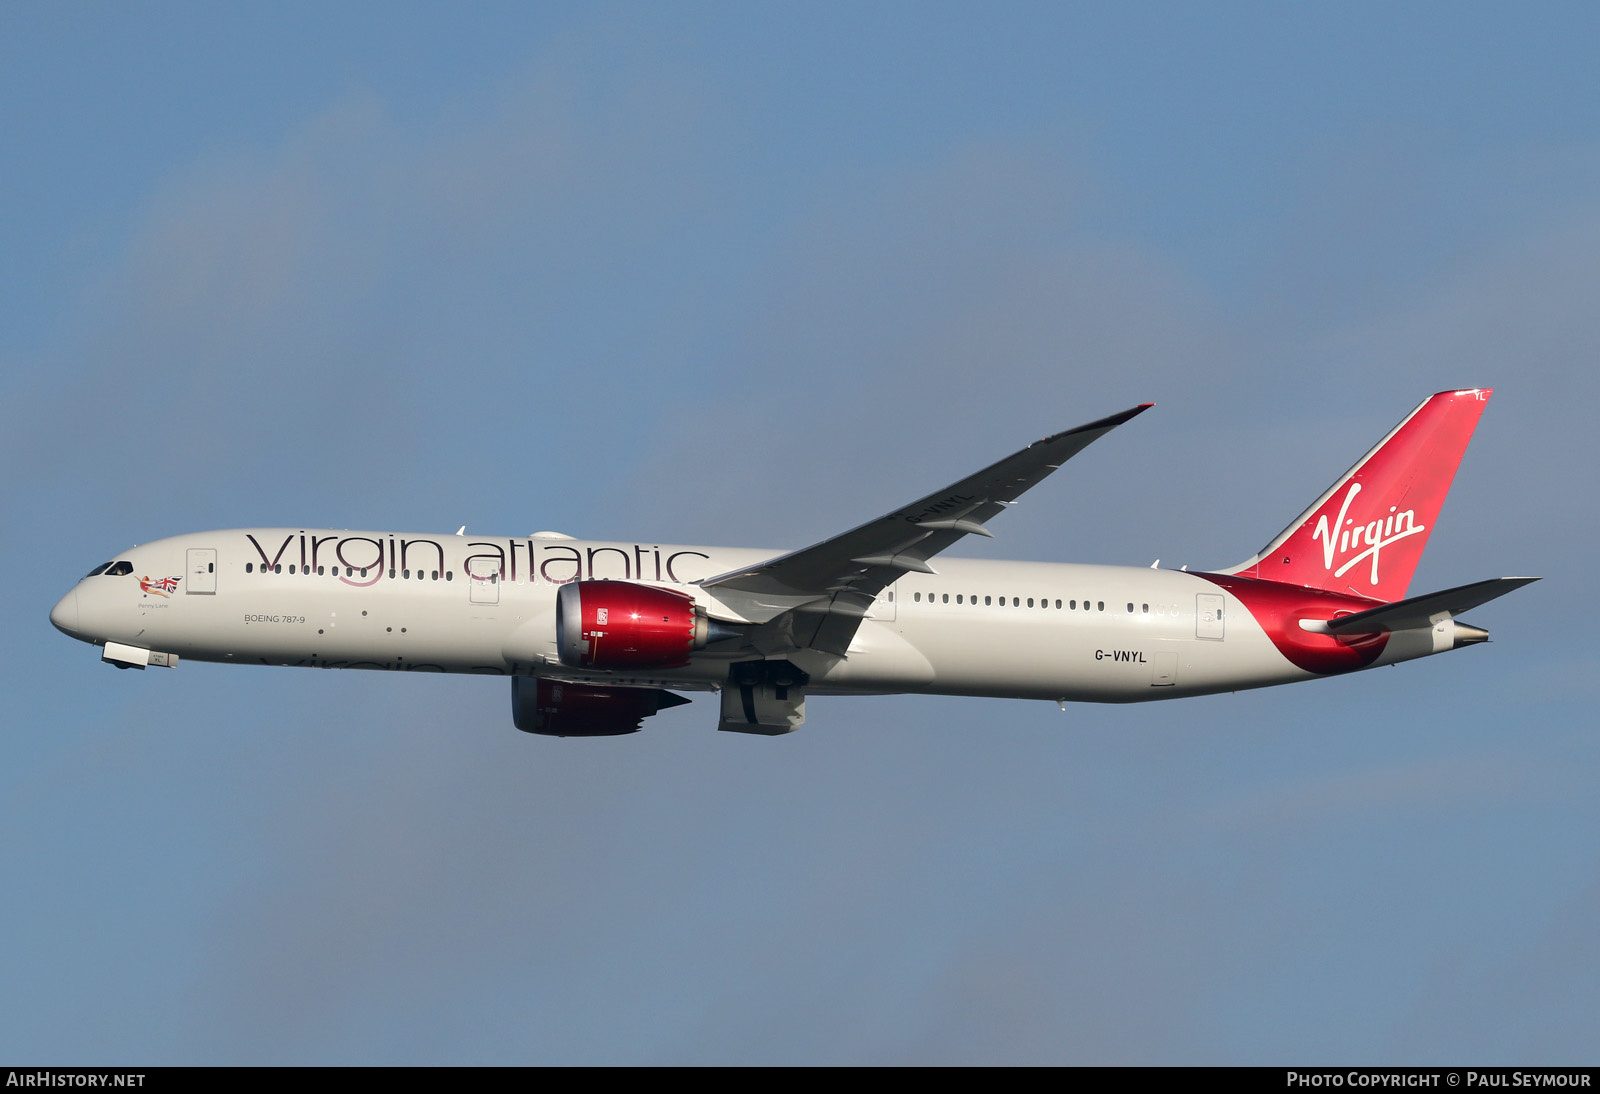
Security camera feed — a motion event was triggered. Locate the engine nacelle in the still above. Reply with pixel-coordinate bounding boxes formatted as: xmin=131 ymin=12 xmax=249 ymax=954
xmin=512 ymin=676 xmax=690 ymax=736
xmin=556 ymin=580 xmax=711 ymax=670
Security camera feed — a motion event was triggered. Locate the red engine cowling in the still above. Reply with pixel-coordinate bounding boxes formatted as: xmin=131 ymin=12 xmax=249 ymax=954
xmin=556 ymin=581 xmax=710 ymax=669
xmin=511 ymin=676 xmax=690 ymax=736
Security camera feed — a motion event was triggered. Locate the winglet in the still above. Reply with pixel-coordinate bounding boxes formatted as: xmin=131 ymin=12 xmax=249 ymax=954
xmin=1057 ymin=402 xmax=1153 ymax=438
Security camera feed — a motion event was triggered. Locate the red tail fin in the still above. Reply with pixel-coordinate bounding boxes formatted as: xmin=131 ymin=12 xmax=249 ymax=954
xmin=1226 ymin=389 xmax=1492 ymax=602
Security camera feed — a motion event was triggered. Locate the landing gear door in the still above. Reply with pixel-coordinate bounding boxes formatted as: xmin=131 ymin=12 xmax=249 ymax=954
xmin=1196 ymin=593 xmax=1224 ymax=640
xmin=719 ymin=660 xmax=808 ymax=735
xmin=186 ymin=548 xmax=217 ymax=594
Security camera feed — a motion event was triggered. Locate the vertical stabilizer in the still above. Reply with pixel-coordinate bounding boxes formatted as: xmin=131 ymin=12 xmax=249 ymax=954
xmin=1225 ymin=389 xmax=1492 ymax=602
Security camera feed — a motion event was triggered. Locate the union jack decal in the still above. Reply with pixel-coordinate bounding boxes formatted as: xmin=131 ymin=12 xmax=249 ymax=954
xmin=139 ymin=575 xmax=181 ymax=597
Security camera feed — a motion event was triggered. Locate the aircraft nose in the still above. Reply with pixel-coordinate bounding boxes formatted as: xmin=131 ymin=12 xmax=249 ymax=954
xmin=50 ymin=588 xmax=80 ymax=637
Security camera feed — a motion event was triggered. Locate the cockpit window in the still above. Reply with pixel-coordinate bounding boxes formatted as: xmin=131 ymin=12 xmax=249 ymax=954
xmin=103 ymin=561 xmax=134 ymax=576
xmin=85 ymin=562 xmax=112 ymax=578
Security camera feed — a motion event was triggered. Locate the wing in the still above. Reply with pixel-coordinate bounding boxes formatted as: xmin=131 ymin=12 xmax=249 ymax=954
xmin=700 ymin=403 xmax=1153 ymax=655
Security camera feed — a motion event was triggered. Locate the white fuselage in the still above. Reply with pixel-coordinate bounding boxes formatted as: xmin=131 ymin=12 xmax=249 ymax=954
xmin=51 ymin=527 xmax=1457 ymax=705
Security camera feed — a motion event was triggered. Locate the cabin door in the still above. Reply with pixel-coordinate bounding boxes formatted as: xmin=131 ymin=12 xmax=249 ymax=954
xmin=186 ymin=548 xmax=217 ymax=594
xmin=467 ymin=557 xmax=500 ymax=605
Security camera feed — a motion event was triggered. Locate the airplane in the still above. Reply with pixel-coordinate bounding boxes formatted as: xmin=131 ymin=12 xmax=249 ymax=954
xmin=50 ymin=389 xmax=1536 ymax=737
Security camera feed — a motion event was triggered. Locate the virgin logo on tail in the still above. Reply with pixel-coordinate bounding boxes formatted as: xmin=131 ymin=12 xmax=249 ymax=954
xmin=1310 ymin=482 xmax=1426 ymax=587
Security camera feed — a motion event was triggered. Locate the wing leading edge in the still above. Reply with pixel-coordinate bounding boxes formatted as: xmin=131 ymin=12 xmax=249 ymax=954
xmin=700 ymin=403 xmax=1153 ymax=656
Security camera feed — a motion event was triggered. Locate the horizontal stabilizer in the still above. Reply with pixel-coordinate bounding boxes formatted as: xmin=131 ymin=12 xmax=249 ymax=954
xmin=1320 ymin=577 xmax=1539 ymax=635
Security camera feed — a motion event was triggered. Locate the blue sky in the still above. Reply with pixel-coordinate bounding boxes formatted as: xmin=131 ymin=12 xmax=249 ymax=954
xmin=4 ymin=2 xmax=1598 ymax=1063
